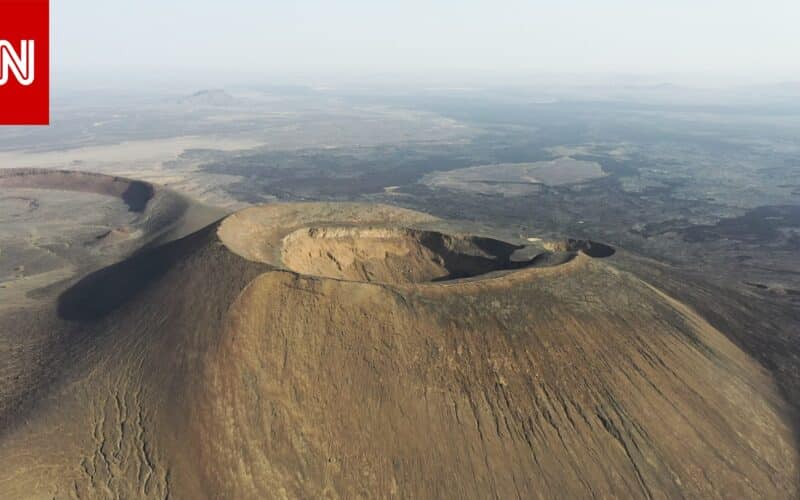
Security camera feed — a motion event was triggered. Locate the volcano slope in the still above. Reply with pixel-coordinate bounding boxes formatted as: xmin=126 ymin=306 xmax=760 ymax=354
xmin=0 ymin=202 xmax=797 ymax=499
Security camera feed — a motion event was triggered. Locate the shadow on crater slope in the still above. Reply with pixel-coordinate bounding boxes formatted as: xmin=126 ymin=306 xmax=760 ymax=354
xmin=57 ymin=224 xmax=216 ymax=321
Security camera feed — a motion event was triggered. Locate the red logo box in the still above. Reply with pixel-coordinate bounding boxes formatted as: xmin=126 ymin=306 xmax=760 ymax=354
xmin=0 ymin=0 xmax=49 ymax=125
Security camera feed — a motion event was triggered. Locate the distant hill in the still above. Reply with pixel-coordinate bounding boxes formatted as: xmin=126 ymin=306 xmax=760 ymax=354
xmin=179 ymin=89 xmax=239 ymax=107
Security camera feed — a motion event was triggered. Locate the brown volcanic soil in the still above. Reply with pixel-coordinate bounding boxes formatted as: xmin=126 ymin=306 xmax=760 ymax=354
xmin=0 ymin=202 xmax=797 ymax=498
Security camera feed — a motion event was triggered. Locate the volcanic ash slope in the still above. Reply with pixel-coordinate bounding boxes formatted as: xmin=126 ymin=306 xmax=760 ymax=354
xmin=0 ymin=202 xmax=796 ymax=499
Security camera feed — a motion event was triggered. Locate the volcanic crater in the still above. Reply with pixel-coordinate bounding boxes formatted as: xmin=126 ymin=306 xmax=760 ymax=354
xmin=282 ymin=226 xmax=547 ymax=284
xmin=0 ymin=196 xmax=796 ymax=499
xmin=220 ymin=203 xmax=614 ymax=285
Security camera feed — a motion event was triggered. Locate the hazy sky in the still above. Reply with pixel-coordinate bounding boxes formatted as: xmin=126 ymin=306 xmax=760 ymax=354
xmin=56 ymin=0 xmax=800 ymax=86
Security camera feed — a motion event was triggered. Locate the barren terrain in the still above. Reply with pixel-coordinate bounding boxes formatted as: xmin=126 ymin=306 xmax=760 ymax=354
xmin=0 ymin=191 xmax=796 ymax=498
xmin=1 ymin=85 xmax=799 ymax=499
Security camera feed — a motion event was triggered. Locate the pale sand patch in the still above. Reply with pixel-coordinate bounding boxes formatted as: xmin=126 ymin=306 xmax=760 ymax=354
xmin=0 ymin=135 xmax=263 ymax=171
xmin=0 ymin=265 xmax=76 ymax=311
xmin=0 ymin=136 xmax=266 ymax=207
xmin=424 ymin=157 xmax=606 ymax=196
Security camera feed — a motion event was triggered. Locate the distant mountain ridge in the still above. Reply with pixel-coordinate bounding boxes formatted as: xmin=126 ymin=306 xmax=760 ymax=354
xmin=179 ymin=89 xmax=238 ymax=107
